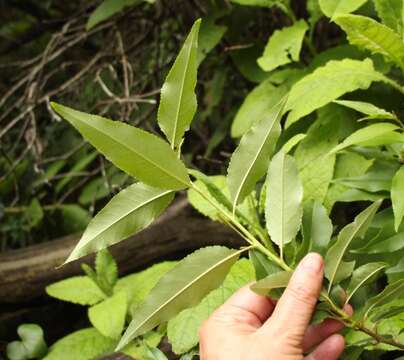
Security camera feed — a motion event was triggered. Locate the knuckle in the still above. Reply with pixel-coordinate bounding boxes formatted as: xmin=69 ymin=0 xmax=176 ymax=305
xmin=285 ymin=282 xmax=318 ymax=306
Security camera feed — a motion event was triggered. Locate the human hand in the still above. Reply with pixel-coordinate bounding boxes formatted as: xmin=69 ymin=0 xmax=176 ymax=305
xmin=199 ymin=253 xmax=352 ymax=360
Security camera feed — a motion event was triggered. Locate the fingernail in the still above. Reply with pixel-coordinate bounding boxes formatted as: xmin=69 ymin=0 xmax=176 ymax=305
xmin=299 ymin=253 xmax=323 ymax=274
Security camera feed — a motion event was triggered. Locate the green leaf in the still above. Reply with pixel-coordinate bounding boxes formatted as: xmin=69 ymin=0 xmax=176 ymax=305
xmin=334 ymin=160 xmax=399 ymax=193
xmin=353 ymin=231 xmax=404 ymax=253
xmin=167 ymin=259 xmax=254 ymax=355
xmin=198 ymin=17 xmax=227 ymax=64
xmin=370 ymin=300 xmax=404 ymax=322
xmin=392 ymin=166 xmax=404 ymax=231
xmin=257 ymin=20 xmax=309 ymax=72
xmin=345 ymin=262 xmax=386 ymax=303
xmin=51 ymin=102 xmax=190 ymax=190
xmin=334 ymin=260 xmax=356 ymax=284
xmin=229 ymin=0 xmax=289 ymax=10
xmin=227 ymin=97 xmax=287 ymax=208
xmin=325 ymin=201 xmax=381 ymax=291
xmin=285 ymin=58 xmax=382 ymax=127
xmin=7 ymin=341 xmax=28 ymax=360
xmin=301 ymin=201 xmax=333 ymax=257
xmin=7 ymin=324 xmax=48 ymax=360
xmin=143 ymin=343 xmax=168 ymax=360
xmin=95 ymin=249 xmax=118 ymax=295
xmin=325 ymin=151 xmax=374 ymax=210
xmin=364 ymin=279 xmax=404 ymax=316
xmin=250 ymin=270 xmax=292 ymax=296
xmin=294 ymin=104 xmax=353 ymax=202
xmin=335 ymin=14 xmax=404 ymax=69
xmin=319 ymin=0 xmax=368 ymax=18
xmin=88 ymin=291 xmax=127 ymax=339
xmin=386 ymin=258 xmax=404 ymax=274
xmin=43 ymin=328 xmax=116 ymax=360
xmin=121 ymin=330 xmax=164 ymax=360
xmin=187 ymin=174 xmax=256 ymax=228
xmin=46 ymin=276 xmax=106 ymax=305
xmin=117 ymin=246 xmax=243 ymax=350
xmin=249 ymin=249 xmax=283 ymax=280
xmin=328 ymin=123 xmax=401 ymax=155
xmin=86 ymin=0 xmax=150 ymax=30
xmin=114 ymin=261 xmax=177 ymax=312
xmin=265 ymin=151 xmax=303 ymax=258
xmin=280 ymin=133 xmax=307 ymax=154
xmin=65 ymin=182 xmax=173 ymax=263
xmin=157 ymin=19 xmax=200 ymax=150
xmin=333 ymin=99 xmax=397 ymax=120
xmin=231 ymin=80 xmax=288 ymax=138
xmin=374 ymin=0 xmax=403 ymax=37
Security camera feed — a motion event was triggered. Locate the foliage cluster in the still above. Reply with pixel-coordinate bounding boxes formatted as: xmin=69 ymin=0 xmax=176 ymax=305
xmin=4 ymin=0 xmax=404 ymax=359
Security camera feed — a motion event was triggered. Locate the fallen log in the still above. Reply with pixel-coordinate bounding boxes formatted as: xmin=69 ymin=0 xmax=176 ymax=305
xmin=0 ymin=198 xmax=243 ymax=304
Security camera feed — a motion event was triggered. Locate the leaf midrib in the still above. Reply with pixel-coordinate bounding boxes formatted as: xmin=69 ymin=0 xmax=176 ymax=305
xmin=74 ymin=114 xmax=190 ymax=188
xmin=170 ymin=30 xmax=196 ymax=147
xmin=328 ymin=210 xmax=374 ymax=291
xmin=232 ymin=103 xmax=284 ymax=208
xmin=80 ymin=188 xmax=172 ymax=248
xmin=346 ymin=264 xmax=386 ymax=303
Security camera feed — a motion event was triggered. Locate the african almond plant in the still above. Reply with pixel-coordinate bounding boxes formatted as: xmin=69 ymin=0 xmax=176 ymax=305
xmin=51 ymin=7 xmax=404 ymax=358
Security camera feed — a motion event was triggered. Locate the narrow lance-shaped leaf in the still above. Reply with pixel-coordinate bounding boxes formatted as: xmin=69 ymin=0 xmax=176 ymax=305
xmin=335 ymin=14 xmax=404 ymax=69
xmin=285 ymin=58 xmax=382 ymax=127
xmin=86 ymin=0 xmax=146 ymax=30
xmin=353 ymin=231 xmax=404 ymax=254
xmin=167 ymin=259 xmax=254 ymax=355
xmin=325 ymin=201 xmax=381 ymax=292
xmin=364 ymin=279 xmax=404 ymax=317
xmin=231 ymin=81 xmax=289 ymax=138
xmin=51 ymin=103 xmax=190 ymax=190
xmin=257 ymin=20 xmax=308 ymax=72
xmin=117 ymin=246 xmax=244 ymax=350
xmin=327 ymin=123 xmax=400 ymax=156
xmin=265 ymin=151 xmax=303 ymax=259
xmin=392 ymin=166 xmax=404 ymax=231
xmin=157 ymin=19 xmax=201 ymax=150
xmin=345 ymin=262 xmax=386 ymax=304
xmin=299 ymin=201 xmax=333 ymax=258
xmin=250 ymin=271 xmax=292 ymax=296
xmin=227 ymin=97 xmax=287 ymax=209
xmin=333 ymin=99 xmax=397 ymax=121
xmin=65 ymin=183 xmax=174 ymax=263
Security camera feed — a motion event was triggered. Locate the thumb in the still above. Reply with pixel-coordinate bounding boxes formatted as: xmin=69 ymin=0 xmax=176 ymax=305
xmin=260 ymin=253 xmax=324 ymax=343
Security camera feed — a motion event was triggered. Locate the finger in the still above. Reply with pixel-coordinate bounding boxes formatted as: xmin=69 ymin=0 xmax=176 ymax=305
xmin=262 ymin=253 xmax=324 ymax=341
xmin=303 ymin=304 xmax=353 ymax=351
xmin=305 ymin=334 xmax=345 ymax=360
xmin=217 ymin=285 xmax=274 ymax=326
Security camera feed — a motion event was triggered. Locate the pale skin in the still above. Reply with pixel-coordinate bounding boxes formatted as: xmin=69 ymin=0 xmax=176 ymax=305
xmin=199 ymin=253 xmax=352 ymax=360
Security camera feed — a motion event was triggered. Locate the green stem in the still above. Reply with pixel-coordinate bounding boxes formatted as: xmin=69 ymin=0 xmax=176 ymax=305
xmin=322 ymin=291 xmax=404 ymax=350
xmin=380 ymin=75 xmax=404 ymax=95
